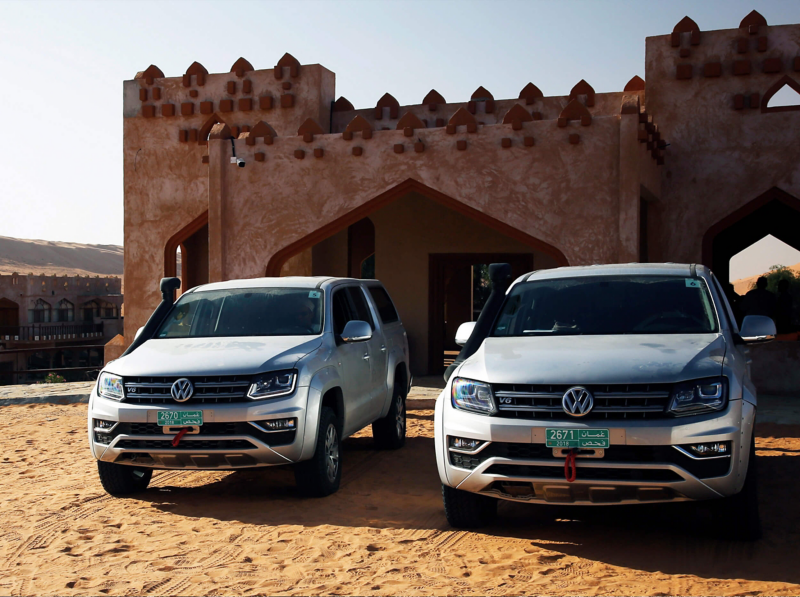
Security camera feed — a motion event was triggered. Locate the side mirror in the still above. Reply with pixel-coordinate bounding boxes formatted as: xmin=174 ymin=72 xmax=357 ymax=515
xmin=455 ymin=322 xmax=476 ymax=346
xmin=739 ymin=315 xmax=776 ymax=344
xmin=341 ymin=320 xmax=372 ymax=343
xmin=134 ymin=326 xmax=145 ymax=341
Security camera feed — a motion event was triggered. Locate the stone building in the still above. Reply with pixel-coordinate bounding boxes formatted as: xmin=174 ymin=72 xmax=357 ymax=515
xmin=0 ymin=273 xmax=122 ymax=383
xmin=122 ymin=11 xmax=800 ymax=376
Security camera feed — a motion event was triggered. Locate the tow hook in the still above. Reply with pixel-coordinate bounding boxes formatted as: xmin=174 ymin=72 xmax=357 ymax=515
xmin=564 ymin=448 xmax=577 ymax=483
xmin=171 ymin=427 xmax=190 ymax=447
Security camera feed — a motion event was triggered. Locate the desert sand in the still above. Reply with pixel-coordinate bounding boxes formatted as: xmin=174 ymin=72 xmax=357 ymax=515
xmin=0 ymin=235 xmax=123 ymax=278
xmin=0 ymin=398 xmax=799 ymax=596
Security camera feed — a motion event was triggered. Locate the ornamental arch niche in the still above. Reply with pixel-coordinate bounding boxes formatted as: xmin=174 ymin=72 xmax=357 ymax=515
xmin=165 ymin=211 xmax=209 ymax=294
xmin=264 ymin=179 xmax=568 ymax=376
xmin=702 ymin=187 xmax=800 ymax=287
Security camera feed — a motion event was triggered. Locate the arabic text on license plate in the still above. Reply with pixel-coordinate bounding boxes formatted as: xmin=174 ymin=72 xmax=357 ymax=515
xmin=545 ymin=428 xmax=609 ymax=448
xmin=157 ymin=411 xmax=203 ymax=426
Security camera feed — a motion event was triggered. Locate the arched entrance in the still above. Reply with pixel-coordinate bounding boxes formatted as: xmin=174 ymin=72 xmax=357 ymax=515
xmin=265 ymin=179 xmax=568 ymax=375
xmin=164 ymin=211 xmax=209 ymax=293
xmin=702 ymin=187 xmax=800 ymax=288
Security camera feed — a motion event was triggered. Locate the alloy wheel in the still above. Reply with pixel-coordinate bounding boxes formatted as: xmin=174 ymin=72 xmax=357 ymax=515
xmin=395 ymin=394 xmax=405 ymax=439
xmin=324 ymin=423 xmax=339 ymax=483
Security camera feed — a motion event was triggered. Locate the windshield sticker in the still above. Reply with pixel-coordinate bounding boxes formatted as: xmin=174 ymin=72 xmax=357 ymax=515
xmin=685 ymin=279 xmax=701 ymax=288
xmin=308 ymin=291 xmax=321 ymax=299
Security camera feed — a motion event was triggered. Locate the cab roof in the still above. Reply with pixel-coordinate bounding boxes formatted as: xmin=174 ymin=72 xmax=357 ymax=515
xmin=524 ymin=263 xmax=709 ymax=282
xmin=189 ymin=276 xmax=371 ymax=293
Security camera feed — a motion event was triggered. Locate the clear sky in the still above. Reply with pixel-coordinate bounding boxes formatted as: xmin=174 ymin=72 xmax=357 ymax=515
xmin=0 ymin=0 xmax=797 ymax=276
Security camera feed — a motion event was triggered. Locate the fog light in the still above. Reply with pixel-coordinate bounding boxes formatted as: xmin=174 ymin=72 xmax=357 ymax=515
xmin=257 ymin=418 xmax=297 ymax=432
xmin=687 ymin=442 xmax=730 ymax=457
xmin=449 ymin=436 xmax=484 ymax=451
xmin=93 ymin=419 xmax=116 ymax=432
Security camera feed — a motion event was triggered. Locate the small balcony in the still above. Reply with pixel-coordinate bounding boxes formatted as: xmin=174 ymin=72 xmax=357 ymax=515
xmin=0 ymin=322 xmax=104 ymax=343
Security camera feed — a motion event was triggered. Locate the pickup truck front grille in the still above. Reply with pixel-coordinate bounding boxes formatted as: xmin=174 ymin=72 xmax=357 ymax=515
xmin=122 ymin=376 xmax=251 ymax=404
xmin=491 ymin=384 xmax=672 ymax=420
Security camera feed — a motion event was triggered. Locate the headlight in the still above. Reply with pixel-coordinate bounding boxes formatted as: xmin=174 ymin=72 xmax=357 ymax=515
xmin=98 ymin=372 xmax=124 ymax=401
xmin=451 ymin=377 xmax=496 ymax=415
xmin=248 ymin=370 xmax=297 ymax=400
xmin=667 ymin=377 xmax=727 ymax=416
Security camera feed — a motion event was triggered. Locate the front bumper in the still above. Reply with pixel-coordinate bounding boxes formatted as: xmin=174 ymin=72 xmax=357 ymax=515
xmin=435 ymin=394 xmax=755 ymax=505
xmin=88 ymin=384 xmax=320 ymax=470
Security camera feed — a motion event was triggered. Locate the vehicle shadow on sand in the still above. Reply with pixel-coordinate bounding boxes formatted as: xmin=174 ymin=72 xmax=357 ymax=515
xmin=137 ymin=431 xmax=800 ymax=585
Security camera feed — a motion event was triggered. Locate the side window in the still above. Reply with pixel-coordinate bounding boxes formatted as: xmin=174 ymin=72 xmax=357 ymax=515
xmin=710 ymin=274 xmax=737 ymax=332
xmin=346 ymin=287 xmax=374 ymax=328
xmin=367 ymin=286 xmax=399 ymax=324
xmin=331 ymin=290 xmax=352 ymax=336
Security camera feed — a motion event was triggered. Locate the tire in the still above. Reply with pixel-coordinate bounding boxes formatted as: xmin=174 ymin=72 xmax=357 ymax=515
xmin=372 ymin=384 xmax=406 ymax=450
xmin=712 ymin=438 xmax=761 ymax=541
xmin=442 ymin=483 xmax=498 ymax=529
xmin=97 ymin=461 xmax=153 ymax=496
xmin=295 ymin=407 xmax=342 ymax=497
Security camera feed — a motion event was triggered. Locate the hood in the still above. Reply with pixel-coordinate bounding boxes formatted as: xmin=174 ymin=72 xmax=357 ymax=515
xmin=106 ymin=336 xmax=324 ymax=377
xmin=458 ymin=334 xmax=726 ymax=385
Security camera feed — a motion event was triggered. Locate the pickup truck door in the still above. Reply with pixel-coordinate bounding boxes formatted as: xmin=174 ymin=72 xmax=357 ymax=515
xmin=347 ymin=286 xmax=388 ymax=420
xmin=331 ymin=287 xmax=374 ymax=436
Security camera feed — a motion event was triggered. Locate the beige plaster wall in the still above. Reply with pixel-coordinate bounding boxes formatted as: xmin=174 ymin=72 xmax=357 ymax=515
xmin=123 ymin=63 xmax=335 ymax=342
xmin=209 ymin=114 xmax=631 ymax=285
xmin=645 ymin=23 xmax=800 ymax=265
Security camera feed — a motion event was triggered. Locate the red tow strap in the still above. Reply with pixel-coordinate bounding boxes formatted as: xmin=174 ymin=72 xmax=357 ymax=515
xmin=564 ymin=449 xmax=577 ymax=483
xmin=171 ymin=427 xmax=190 ymax=447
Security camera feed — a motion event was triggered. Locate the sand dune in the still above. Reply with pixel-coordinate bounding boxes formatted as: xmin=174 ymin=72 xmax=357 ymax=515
xmin=0 ymin=397 xmax=798 ymax=595
xmin=0 ymin=235 xmax=123 ymax=277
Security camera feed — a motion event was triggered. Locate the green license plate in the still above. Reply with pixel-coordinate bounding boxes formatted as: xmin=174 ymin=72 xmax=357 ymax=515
xmin=546 ymin=428 xmax=609 ymax=448
xmin=157 ymin=410 xmax=203 ymax=426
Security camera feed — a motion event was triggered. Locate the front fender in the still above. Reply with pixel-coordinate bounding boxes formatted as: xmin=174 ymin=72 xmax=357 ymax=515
xmin=300 ymin=366 xmax=343 ymax=461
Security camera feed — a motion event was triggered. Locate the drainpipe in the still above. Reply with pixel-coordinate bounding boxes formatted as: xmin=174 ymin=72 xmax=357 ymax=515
xmin=119 ymin=277 xmax=181 ymax=357
xmin=443 ymin=263 xmax=513 ymax=383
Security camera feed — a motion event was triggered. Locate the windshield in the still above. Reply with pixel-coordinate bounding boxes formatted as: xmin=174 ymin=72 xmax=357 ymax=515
xmin=492 ymin=275 xmax=719 ymax=337
xmin=156 ymin=288 xmax=324 ymax=338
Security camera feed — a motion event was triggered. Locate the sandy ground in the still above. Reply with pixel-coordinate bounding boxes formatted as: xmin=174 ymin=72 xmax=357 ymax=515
xmin=1 ymin=400 xmax=799 ymax=596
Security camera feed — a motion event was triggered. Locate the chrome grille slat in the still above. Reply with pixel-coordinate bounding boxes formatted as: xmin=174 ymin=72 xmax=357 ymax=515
xmin=123 ymin=375 xmax=251 ymax=404
xmin=492 ymin=383 xmax=672 ymax=420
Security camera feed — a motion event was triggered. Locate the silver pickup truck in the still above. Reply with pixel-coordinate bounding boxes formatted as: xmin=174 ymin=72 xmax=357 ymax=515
xmin=436 ymin=263 xmax=775 ymax=540
xmin=89 ymin=276 xmax=410 ymax=497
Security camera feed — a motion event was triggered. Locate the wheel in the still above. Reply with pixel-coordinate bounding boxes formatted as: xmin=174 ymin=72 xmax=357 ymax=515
xmin=712 ymin=438 xmax=761 ymax=541
xmin=372 ymin=384 xmax=406 ymax=450
xmin=97 ymin=461 xmax=153 ymax=496
xmin=295 ymin=407 xmax=342 ymax=497
xmin=442 ymin=483 xmax=497 ymax=528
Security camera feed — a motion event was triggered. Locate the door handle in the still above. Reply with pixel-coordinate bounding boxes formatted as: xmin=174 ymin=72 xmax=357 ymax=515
xmin=363 ymin=353 xmax=370 ymax=360
xmin=380 ymin=345 xmax=386 ymax=352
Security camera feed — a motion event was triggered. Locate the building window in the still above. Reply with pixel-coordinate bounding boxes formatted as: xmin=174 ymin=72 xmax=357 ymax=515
xmin=56 ymin=299 xmax=74 ymax=322
xmin=82 ymin=300 xmax=99 ymax=322
xmin=100 ymin=301 xmax=118 ymax=319
xmin=29 ymin=299 xmax=51 ymax=323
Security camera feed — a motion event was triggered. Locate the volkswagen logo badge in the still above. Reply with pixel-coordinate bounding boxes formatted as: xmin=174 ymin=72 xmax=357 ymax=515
xmin=562 ymin=386 xmax=593 ymax=417
xmin=171 ymin=378 xmax=194 ymax=403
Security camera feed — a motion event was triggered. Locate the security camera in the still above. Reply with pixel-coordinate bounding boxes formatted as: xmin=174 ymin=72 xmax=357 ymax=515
xmin=237 ymin=158 xmax=245 ymax=168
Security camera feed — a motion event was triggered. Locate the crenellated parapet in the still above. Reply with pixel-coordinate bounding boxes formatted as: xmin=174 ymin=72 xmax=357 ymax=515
xmin=654 ymin=11 xmax=800 ymax=114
